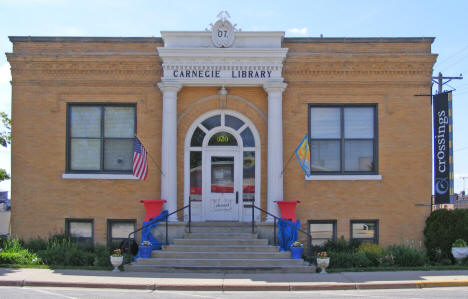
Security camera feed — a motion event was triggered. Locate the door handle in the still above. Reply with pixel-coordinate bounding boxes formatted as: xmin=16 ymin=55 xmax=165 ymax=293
xmin=236 ymin=191 xmax=239 ymax=204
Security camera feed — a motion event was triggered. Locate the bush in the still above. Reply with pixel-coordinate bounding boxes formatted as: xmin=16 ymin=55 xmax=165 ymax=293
xmin=323 ymin=236 xmax=361 ymax=253
xmin=0 ymin=238 xmax=41 ymax=265
xmin=23 ymin=237 xmax=48 ymax=253
xmin=358 ymin=242 xmax=384 ymax=266
xmin=328 ymin=251 xmax=371 ymax=268
xmin=37 ymin=237 xmax=96 ymax=266
xmin=386 ymin=244 xmax=427 ymax=267
xmin=424 ymin=209 xmax=468 ymax=262
xmin=93 ymin=246 xmax=112 ymax=267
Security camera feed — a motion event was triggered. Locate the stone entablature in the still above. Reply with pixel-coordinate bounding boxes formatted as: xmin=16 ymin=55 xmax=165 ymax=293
xmin=157 ymin=31 xmax=288 ymax=86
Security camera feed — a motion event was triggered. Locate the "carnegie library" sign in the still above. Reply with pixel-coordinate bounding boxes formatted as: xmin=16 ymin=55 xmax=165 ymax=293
xmin=172 ymin=69 xmax=273 ymax=79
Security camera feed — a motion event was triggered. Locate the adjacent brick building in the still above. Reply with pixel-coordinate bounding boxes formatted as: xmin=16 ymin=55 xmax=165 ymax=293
xmin=6 ymin=16 xmax=436 ymax=247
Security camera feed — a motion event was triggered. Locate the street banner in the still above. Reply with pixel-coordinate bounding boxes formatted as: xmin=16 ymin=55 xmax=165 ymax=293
xmin=433 ymin=92 xmax=454 ymax=204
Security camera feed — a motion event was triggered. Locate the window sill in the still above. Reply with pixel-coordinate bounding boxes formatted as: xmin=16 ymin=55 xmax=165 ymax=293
xmin=305 ymin=175 xmax=382 ymax=181
xmin=62 ymin=173 xmax=138 ymax=180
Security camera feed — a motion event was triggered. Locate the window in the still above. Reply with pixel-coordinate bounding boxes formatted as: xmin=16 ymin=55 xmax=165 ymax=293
xmin=308 ymin=220 xmax=336 ymax=246
xmin=187 ymin=112 xmax=258 ymax=207
xmin=107 ymin=219 xmax=136 ymax=246
xmin=350 ymin=220 xmax=379 ymax=244
xmin=67 ymin=104 xmax=136 ymax=173
xmin=309 ymin=105 xmax=377 ymax=174
xmin=65 ymin=219 xmax=93 ymax=243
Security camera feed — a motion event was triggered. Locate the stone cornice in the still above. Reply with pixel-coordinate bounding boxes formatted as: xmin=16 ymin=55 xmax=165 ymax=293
xmin=9 ymin=36 xmax=163 ymax=43
xmin=284 ymin=37 xmax=435 ymax=44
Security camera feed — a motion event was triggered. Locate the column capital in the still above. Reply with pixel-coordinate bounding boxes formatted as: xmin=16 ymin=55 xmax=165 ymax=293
xmin=158 ymin=80 xmax=182 ymax=94
xmin=263 ymin=81 xmax=287 ymax=94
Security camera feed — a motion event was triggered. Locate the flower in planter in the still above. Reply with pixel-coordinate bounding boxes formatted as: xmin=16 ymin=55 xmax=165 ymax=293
xmin=452 ymin=239 xmax=468 ymax=248
xmin=291 ymin=241 xmax=303 ymax=247
xmin=316 ymin=251 xmax=328 ymax=258
xmin=140 ymin=240 xmax=152 ymax=247
xmin=111 ymin=249 xmax=122 ymax=257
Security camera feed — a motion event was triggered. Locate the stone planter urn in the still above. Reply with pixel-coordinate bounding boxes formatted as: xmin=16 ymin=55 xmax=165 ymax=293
xmin=451 ymin=247 xmax=468 ymax=262
xmin=316 ymin=257 xmax=330 ymax=274
xmin=110 ymin=256 xmax=123 ymax=272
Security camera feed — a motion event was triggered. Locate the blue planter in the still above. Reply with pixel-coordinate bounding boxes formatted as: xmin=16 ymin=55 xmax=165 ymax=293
xmin=139 ymin=246 xmax=152 ymax=258
xmin=290 ymin=246 xmax=304 ymax=259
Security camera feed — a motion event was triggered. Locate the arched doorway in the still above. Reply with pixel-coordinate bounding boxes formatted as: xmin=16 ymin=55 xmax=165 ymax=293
xmin=184 ymin=110 xmax=260 ymax=221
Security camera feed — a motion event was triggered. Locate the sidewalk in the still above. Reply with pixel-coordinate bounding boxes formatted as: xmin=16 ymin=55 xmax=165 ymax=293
xmin=1 ymin=268 xmax=468 ymax=291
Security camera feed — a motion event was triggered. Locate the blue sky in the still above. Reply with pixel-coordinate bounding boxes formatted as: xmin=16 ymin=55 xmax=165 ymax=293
xmin=0 ymin=0 xmax=468 ymax=194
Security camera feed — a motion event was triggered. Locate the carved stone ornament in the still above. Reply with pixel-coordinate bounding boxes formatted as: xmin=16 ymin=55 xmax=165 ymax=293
xmin=211 ymin=11 xmax=235 ymax=48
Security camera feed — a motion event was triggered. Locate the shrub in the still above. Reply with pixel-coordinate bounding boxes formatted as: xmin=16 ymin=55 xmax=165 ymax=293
xmin=323 ymin=236 xmax=361 ymax=253
xmin=23 ymin=237 xmax=48 ymax=253
xmin=424 ymin=209 xmax=468 ymax=261
xmin=0 ymin=238 xmax=41 ymax=265
xmin=37 ymin=237 xmax=95 ymax=266
xmin=386 ymin=244 xmax=427 ymax=267
xmin=358 ymin=242 xmax=384 ymax=266
xmin=93 ymin=246 xmax=112 ymax=267
xmin=328 ymin=251 xmax=371 ymax=268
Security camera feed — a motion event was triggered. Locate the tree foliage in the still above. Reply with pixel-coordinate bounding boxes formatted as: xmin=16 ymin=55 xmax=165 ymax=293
xmin=424 ymin=209 xmax=468 ymax=261
xmin=0 ymin=112 xmax=11 ymax=182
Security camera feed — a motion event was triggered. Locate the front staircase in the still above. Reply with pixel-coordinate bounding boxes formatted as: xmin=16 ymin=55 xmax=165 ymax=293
xmin=125 ymin=221 xmax=314 ymax=273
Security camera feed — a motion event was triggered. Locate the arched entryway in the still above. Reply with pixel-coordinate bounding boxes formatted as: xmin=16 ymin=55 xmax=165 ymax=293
xmin=184 ymin=110 xmax=260 ymax=221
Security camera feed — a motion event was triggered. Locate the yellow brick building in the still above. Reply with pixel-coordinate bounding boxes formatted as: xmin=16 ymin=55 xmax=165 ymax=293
xmin=6 ymin=16 xmax=436 ymax=247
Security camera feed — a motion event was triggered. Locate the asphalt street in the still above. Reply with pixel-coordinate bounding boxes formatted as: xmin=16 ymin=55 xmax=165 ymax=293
xmin=1 ymin=286 xmax=468 ymax=299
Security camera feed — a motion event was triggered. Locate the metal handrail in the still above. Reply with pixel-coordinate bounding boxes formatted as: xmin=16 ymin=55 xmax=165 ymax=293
xmin=244 ymin=203 xmax=313 ymax=259
xmin=124 ymin=199 xmax=192 ymax=260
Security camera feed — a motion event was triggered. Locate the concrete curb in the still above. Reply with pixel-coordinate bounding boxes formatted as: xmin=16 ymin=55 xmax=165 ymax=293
xmin=1 ymin=279 xmax=468 ymax=291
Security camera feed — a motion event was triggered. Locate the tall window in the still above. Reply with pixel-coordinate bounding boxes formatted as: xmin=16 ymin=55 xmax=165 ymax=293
xmin=188 ymin=112 xmax=258 ymax=203
xmin=67 ymin=104 xmax=136 ymax=173
xmin=309 ymin=105 xmax=377 ymax=174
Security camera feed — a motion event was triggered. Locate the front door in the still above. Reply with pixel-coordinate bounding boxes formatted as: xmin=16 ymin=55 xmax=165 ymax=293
xmin=203 ymin=151 xmax=240 ymax=221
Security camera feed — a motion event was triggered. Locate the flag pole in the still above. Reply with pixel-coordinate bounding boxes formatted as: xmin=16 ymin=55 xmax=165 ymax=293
xmin=135 ymin=134 xmax=165 ymax=177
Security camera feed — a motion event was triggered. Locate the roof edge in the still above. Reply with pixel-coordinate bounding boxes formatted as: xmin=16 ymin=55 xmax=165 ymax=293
xmin=8 ymin=36 xmax=163 ymax=43
xmin=8 ymin=36 xmax=435 ymax=44
xmin=284 ymin=37 xmax=435 ymax=43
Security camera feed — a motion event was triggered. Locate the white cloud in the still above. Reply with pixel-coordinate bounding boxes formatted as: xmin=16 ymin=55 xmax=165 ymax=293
xmin=287 ymin=27 xmax=308 ymax=36
xmin=0 ymin=64 xmax=11 ymax=85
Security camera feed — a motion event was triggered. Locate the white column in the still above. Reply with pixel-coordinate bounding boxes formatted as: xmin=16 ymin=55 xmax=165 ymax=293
xmin=264 ymin=81 xmax=287 ymax=220
xmin=158 ymin=81 xmax=182 ymax=221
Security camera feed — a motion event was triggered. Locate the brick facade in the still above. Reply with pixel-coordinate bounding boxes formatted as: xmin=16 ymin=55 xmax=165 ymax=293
xmin=6 ymin=36 xmax=436 ymax=246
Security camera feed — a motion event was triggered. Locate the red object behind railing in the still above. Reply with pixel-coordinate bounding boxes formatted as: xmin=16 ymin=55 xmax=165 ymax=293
xmin=140 ymin=199 xmax=167 ymax=222
xmin=274 ymin=200 xmax=301 ymax=222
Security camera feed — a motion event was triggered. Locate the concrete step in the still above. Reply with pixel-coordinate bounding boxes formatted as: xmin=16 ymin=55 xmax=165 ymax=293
xmin=187 ymin=222 xmax=254 ymax=233
xmin=173 ymin=238 xmax=268 ymax=246
xmin=124 ymin=264 xmax=315 ymax=273
xmin=189 ymin=221 xmax=252 ymax=227
xmin=184 ymin=232 xmax=258 ymax=239
xmin=163 ymin=245 xmax=279 ymax=252
xmin=151 ymin=251 xmax=291 ymax=259
xmin=188 ymin=226 xmax=254 ymax=233
xmin=134 ymin=258 xmax=305 ymax=267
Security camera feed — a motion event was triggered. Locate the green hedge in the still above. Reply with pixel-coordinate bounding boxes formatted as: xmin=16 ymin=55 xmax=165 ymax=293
xmin=424 ymin=209 xmax=468 ymax=261
xmin=0 ymin=238 xmax=41 ymax=265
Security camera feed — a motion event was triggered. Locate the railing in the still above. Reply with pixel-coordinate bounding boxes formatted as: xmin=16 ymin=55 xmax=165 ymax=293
xmin=124 ymin=199 xmax=192 ymax=259
xmin=244 ymin=203 xmax=313 ymax=259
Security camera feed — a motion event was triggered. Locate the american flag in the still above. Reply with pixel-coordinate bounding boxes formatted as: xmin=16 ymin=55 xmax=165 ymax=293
xmin=133 ymin=137 xmax=148 ymax=180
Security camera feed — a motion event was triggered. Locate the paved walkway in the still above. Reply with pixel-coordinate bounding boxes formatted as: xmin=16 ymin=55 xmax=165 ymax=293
xmin=1 ymin=268 xmax=468 ymax=291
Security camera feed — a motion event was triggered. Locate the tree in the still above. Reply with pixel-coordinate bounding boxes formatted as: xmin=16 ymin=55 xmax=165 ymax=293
xmin=0 ymin=112 xmax=11 ymax=181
